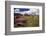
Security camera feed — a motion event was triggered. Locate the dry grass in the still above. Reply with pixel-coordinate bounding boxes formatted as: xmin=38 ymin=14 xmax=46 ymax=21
xmin=23 ymin=15 xmax=39 ymax=27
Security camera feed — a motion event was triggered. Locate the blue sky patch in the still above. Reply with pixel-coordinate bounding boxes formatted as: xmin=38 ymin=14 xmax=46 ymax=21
xmin=14 ymin=8 xmax=30 ymax=12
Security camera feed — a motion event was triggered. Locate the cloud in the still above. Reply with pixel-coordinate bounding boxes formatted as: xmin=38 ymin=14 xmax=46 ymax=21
xmin=14 ymin=8 xmax=39 ymax=15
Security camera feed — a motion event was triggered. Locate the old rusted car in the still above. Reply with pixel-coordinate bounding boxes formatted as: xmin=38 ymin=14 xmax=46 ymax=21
xmin=14 ymin=13 xmax=26 ymax=27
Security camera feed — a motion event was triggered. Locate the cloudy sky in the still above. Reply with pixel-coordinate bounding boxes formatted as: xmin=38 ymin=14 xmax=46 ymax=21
xmin=14 ymin=8 xmax=39 ymax=15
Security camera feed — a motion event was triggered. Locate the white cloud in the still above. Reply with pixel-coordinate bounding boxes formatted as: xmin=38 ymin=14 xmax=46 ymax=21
xmin=15 ymin=8 xmax=39 ymax=15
